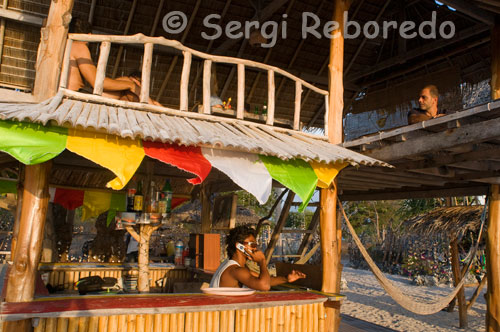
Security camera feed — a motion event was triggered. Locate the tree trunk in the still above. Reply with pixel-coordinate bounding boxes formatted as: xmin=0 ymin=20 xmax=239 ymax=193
xmin=486 ymin=185 xmax=500 ymax=332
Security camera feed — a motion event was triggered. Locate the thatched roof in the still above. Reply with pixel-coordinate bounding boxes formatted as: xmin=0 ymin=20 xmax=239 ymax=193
xmin=407 ymin=206 xmax=485 ymax=240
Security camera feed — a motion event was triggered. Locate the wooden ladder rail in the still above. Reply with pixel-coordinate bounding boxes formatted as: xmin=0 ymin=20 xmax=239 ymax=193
xmin=60 ymin=33 xmax=330 ymax=135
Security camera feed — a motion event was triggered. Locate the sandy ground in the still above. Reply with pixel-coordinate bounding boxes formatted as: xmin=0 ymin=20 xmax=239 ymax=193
xmin=341 ymin=266 xmax=486 ymax=332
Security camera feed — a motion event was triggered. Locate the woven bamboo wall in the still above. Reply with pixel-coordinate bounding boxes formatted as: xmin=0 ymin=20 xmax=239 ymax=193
xmin=41 ymin=266 xmax=191 ymax=290
xmin=32 ymin=302 xmax=325 ymax=332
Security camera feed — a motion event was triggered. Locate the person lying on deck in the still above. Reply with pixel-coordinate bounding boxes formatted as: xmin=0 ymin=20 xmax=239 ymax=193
xmin=67 ymin=17 xmax=160 ymax=106
xmin=210 ymin=225 xmax=306 ymax=291
xmin=407 ymin=85 xmax=446 ymax=125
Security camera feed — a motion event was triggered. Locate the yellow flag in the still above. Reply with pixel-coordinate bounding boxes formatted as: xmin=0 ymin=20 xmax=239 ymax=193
xmin=82 ymin=191 xmax=111 ymax=221
xmin=66 ymin=129 xmax=145 ymax=190
xmin=310 ymin=161 xmax=348 ymax=189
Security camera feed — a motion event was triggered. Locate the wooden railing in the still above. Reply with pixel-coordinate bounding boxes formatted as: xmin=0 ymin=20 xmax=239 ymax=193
xmin=59 ymin=33 xmax=329 ymax=134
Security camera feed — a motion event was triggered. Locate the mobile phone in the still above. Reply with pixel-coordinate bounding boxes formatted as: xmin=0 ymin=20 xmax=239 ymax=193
xmin=236 ymin=243 xmax=252 ymax=258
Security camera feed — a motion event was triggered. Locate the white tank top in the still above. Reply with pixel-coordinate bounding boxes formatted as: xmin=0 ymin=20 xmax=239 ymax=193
xmin=209 ymin=259 xmax=240 ymax=288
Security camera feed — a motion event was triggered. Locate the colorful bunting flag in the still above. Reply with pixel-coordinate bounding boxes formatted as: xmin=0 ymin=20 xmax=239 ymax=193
xmin=0 ymin=120 xmax=67 ymax=165
xmin=144 ymin=142 xmax=211 ymax=185
xmin=82 ymin=191 xmax=112 ymax=221
xmin=202 ymin=148 xmax=272 ymax=204
xmin=259 ymin=156 xmax=318 ymax=212
xmin=310 ymin=161 xmax=348 ymax=189
xmin=107 ymin=192 xmax=127 ymax=225
xmin=53 ymin=188 xmax=84 ymax=210
xmin=66 ymin=129 xmax=145 ymax=190
xmin=0 ymin=179 xmax=17 ymax=194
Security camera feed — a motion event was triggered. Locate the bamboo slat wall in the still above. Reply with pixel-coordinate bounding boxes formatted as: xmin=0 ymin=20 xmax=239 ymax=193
xmin=32 ymin=303 xmax=325 ymax=332
xmin=41 ymin=266 xmax=191 ymax=291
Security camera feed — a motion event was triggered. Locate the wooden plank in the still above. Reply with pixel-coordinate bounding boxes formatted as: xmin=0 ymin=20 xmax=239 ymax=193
xmin=487 ymin=184 xmax=500 ymax=331
xmin=237 ymin=64 xmax=245 ymax=120
xmin=140 ymin=43 xmax=153 ymax=103
xmin=111 ymin=0 xmax=138 ymax=78
xmin=93 ymin=41 xmax=111 ymax=96
xmin=266 ymin=70 xmax=275 ymax=126
xmin=364 ymin=116 xmax=500 ymax=162
xmin=179 ymin=51 xmax=192 ymax=111
xmin=59 ymin=39 xmax=73 ymax=89
xmin=265 ymin=191 xmax=295 ymax=264
xmin=293 ymin=81 xmax=302 ymax=130
xmin=0 ymin=7 xmax=43 ymax=26
xmin=69 ymin=34 xmax=329 ymax=97
xmin=33 ymin=0 xmax=75 ymax=101
xmin=203 ymin=60 xmax=212 ymax=115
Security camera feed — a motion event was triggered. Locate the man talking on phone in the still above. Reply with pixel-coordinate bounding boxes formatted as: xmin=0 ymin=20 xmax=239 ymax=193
xmin=210 ymin=225 xmax=306 ymax=290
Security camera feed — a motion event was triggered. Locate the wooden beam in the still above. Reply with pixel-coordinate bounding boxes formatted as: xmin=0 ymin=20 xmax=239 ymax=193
xmin=93 ymin=41 xmax=111 ymax=96
xmin=264 ymin=191 xmax=295 ymax=264
xmin=439 ymin=0 xmax=494 ymax=26
xmin=0 ymin=7 xmax=43 ymax=26
xmin=344 ymin=0 xmax=392 ymax=76
xmin=203 ymin=60 xmax=212 ymax=115
xmin=339 ymin=185 xmax=489 ymax=201
xmin=486 ymin=185 xmax=500 ymax=332
xmin=201 ymin=184 xmax=211 ymax=233
xmin=450 ymin=237 xmax=468 ymax=328
xmin=156 ymin=0 xmax=201 ymax=100
xmin=322 ymin=1 xmax=350 ymax=331
xmin=467 ymin=274 xmax=487 ymax=311
xmin=297 ymin=207 xmax=320 ymax=259
xmin=347 ymin=25 xmax=490 ymax=83
xmin=180 ymin=51 xmax=192 ymax=111
xmin=111 ymin=0 xmax=138 ymax=78
xmin=363 ymin=117 xmax=500 ymax=162
xmin=33 ymin=0 xmax=74 ymax=101
xmin=492 ymin=20 xmax=500 ymax=100
xmin=266 ymin=70 xmax=275 ymax=125
xmin=236 ymin=63 xmax=245 ymax=119
xmin=140 ymin=43 xmax=153 ymax=103
xmin=0 ymin=0 xmax=8 ymax=66
xmin=5 ymin=162 xmax=52 ymax=302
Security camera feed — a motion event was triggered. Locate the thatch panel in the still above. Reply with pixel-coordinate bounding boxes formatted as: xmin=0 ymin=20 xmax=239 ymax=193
xmin=7 ymin=0 xmax=50 ymax=16
xmin=407 ymin=206 xmax=484 ymax=240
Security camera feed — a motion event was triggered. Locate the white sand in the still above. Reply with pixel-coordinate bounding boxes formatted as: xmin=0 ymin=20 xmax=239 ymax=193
xmin=341 ymin=266 xmax=486 ymax=331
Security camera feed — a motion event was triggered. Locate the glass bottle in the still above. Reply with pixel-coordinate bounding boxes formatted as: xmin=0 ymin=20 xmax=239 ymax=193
xmin=133 ymin=180 xmax=144 ymax=212
xmin=126 ymin=177 xmax=137 ymax=212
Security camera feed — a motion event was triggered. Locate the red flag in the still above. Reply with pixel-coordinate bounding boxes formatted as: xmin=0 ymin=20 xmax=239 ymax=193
xmin=143 ymin=142 xmax=211 ymax=185
xmin=172 ymin=197 xmax=189 ymax=209
xmin=53 ymin=188 xmax=84 ymax=210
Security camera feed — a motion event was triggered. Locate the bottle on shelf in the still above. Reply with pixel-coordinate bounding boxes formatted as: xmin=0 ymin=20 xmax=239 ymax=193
xmin=126 ymin=176 xmax=137 ymax=212
xmin=174 ymin=239 xmax=184 ymax=266
xmin=159 ymin=179 xmax=173 ymax=218
xmin=147 ymin=180 xmax=158 ymax=213
xmin=133 ymin=179 xmax=144 ymax=212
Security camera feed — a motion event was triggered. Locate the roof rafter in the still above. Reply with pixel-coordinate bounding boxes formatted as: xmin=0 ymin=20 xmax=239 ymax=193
xmin=439 ymin=0 xmax=495 ymax=26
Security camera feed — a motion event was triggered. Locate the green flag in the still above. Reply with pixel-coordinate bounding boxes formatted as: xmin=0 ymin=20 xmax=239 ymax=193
xmin=259 ymin=155 xmax=318 ymax=212
xmin=0 ymin=120 xmax=68 ymax=165
xmin=107 ymin=192 xmax=127 ymax=226
xmin=0 ymin=179 xmax=17 ymax=194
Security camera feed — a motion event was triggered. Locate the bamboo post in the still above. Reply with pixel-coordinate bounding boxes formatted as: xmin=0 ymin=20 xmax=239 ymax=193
xmin=487 ymin=185 xmax=500 ymax=332
xmin=266 ymin=70 xmax=275 ymax=126
xmin=180 ymin=51 xmax=192 ymax=111
xmin=293 ymin=81 xmax=302 ymax=130
xmin=33 ymin=0 xmax=75 ymax=101
xmin=264 ymin=191 xmax=295 ymax=264
xmin=237 ymin=64 xmax=245 ymax=119
xmin=203 ymin=60 xmax=212 ymax=115
xmin=5 ymin=162 xmax=52 ymax=302
xmin=140 ymin=43 xmax=154 ymax=103
xmin=59 ymin=39 xmax=73 ymax=89
xmin=450 ymin=237 xmax=468 ymax=328
xmin=93 ymin=41 xmax=111 ymax=96
xmin=321 ymin=1 xmax=350 ymax=331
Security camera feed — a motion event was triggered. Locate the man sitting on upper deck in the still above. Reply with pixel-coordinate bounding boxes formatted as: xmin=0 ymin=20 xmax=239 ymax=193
xmin=67 ymin=17 xmax=140 ymax=97
xmin=407 ymin=85 xmax=446 ymax=125
xmin=210 ymin=225 xmax=306 ymax=291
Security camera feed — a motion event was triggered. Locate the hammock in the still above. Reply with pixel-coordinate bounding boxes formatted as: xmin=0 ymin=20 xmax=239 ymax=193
xmin=339 ymin=198 xmax=488 ymax=315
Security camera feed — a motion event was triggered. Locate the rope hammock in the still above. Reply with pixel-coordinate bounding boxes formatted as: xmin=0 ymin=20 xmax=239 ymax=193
xmin=339 ymin=198 xmax=489 ymax=315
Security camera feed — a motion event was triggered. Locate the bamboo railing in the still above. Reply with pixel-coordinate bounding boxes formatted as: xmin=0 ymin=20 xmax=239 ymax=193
xmin=59 ymin=33 xmax=329 ymax=134
xmin=32 ymin=302 xmax=325 ymax=332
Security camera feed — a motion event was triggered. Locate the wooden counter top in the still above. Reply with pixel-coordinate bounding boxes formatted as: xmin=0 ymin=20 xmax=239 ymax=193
xmin=1 ymin=291 xmax=336 ymax=321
